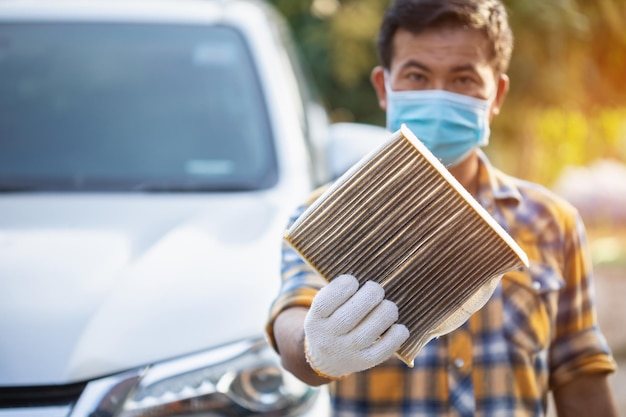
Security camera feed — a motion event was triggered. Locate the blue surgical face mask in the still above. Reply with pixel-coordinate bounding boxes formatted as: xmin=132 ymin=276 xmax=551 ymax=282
xmin=385 ymin=78 xmax=493 ymax=167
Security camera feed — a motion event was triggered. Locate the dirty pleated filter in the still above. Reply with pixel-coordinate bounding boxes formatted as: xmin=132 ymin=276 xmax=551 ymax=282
xmin=284 ymin=125 xmax=529 ymax=367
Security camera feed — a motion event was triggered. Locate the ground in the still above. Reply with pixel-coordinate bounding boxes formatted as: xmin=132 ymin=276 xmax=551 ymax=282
xmin=594 ymin=265 xmax=626 ymax=415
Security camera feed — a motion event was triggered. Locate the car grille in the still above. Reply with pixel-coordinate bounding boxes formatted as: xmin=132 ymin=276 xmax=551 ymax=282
xmin=0 ymin=382 xmax=86 ymax=408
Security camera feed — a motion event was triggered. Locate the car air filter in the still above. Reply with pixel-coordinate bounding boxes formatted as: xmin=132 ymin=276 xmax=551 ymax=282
xmin=284 ymin=125 xmax=529 ymax=366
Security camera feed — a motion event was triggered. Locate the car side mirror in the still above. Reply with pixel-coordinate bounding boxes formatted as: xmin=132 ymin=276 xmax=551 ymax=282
xmin=327 ymin=122 xmax=389 ymax=179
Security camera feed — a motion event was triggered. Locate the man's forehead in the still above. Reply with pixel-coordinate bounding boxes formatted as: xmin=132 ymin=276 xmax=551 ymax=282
xmin=390 ymin=27 xmax=494 ymax=70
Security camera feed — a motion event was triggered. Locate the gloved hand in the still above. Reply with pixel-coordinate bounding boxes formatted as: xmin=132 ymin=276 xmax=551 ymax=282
xmin=304 ymin=274 xmax=409 ymax=379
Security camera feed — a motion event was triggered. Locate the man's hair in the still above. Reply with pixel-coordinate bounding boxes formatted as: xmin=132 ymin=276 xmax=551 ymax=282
xmin=376 ymin=0 xmax=513 ymax=75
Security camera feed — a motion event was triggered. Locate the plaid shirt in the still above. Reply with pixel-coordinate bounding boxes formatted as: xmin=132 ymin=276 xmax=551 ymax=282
xmin=266 ymin=152 xmax=616 ymax=416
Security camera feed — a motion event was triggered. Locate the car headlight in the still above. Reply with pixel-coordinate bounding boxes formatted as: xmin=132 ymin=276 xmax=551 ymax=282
xmin=70 ymin=337 xmax=321 ymax=417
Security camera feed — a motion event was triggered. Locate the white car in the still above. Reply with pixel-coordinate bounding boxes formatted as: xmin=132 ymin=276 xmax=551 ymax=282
xmin=0 ymin=0 xmax=386 ymax=416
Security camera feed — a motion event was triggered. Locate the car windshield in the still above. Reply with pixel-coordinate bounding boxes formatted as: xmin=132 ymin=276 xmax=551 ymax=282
xmin=0 ymin=22 xmax=278 ymax=192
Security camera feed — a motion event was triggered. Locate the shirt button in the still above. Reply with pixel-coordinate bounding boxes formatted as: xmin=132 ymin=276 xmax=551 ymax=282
xmin=454 ymin=358 xmax=465 ymax=368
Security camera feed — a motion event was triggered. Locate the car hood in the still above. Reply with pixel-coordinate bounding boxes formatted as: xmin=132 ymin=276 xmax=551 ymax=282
xmin=0 ymin=192 xmax=294 ymax=386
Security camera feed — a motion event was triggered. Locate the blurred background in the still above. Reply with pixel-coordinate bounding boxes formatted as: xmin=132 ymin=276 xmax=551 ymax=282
xmin=268 ymin=0 xmax=626 ymax=411
xmin=269 ymin=0 xmax=626 ymax=185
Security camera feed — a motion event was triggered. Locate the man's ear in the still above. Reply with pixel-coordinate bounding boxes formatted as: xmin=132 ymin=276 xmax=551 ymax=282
xmin=370 ymin=66 xmax=388 ymax=111
xmin=489 ymin=73 xmax=509 ymax=120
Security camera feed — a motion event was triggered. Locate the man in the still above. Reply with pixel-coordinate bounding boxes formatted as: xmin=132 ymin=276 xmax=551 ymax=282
xmin=266 ymin=0 xmax=619 ymax=415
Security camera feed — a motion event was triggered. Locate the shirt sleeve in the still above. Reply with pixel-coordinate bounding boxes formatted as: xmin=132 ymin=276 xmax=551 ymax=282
xmin=265 ymin=186 xmax=329 ymax=353
xmin=548 ymin=209 xmax=617 ymax=389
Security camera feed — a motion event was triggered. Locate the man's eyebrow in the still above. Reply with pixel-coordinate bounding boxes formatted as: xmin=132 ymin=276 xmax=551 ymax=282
xmin=400 ymin=60 xmax=432 ymax=73
xmin=399 ymin=61 xmax=480 ymax=73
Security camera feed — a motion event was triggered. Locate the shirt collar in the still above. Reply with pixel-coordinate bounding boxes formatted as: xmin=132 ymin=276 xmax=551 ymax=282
xmin=476 ymin=150 xmax=522 ymax=206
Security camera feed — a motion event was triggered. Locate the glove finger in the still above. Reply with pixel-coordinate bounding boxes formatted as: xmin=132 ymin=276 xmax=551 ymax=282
xmin=309 ymin=274 xmax=359 ymax=319
xmin=350 ymin=299 xmax=400 ymax=348
xmin=330 ymin=280 xmax=384 ymax=335
xmin=360 ymin=323 xmax=410 ymax=368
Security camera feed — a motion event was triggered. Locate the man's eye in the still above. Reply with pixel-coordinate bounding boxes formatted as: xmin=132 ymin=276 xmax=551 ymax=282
xmin=407 ymin=73 xmax=426 ymax=82
xmin=456 ymin=76 xmax=477 ymax=85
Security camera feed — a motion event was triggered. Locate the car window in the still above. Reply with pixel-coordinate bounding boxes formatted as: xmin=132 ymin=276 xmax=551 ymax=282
xmin=0 ymin=22 xmax=278 ymax=191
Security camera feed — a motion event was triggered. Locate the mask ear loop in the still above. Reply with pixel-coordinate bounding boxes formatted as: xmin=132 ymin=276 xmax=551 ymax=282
xmin=383 ymin=70 xmax=395 ymax=132
xmin=383 ymin=70 xmax=393 ymax=94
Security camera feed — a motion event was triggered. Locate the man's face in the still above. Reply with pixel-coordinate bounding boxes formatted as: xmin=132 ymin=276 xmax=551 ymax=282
xmin=372 ymin=26 xmax=509 ymax=121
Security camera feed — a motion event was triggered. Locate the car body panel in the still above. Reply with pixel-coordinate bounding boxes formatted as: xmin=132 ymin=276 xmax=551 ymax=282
xmin=0 ymin=192 xmax=298 ymax=385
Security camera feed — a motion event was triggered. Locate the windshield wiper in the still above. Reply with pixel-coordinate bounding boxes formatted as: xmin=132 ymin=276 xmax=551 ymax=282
xmin=132 ymin=183 xmax=257 ymax=193
xmin=0 ymin=184 xmax=40 ymax=193
xmin=0 ymin=182 xmax=261 ymax=193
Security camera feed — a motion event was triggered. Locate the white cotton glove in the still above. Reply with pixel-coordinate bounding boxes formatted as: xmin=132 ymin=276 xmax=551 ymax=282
xmin=304 ymin=274 xmax=410 ymax=379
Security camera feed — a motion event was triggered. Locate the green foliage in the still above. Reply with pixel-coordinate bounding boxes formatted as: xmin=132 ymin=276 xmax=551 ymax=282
xmin=268 ymin=0 xmax=626 ymax=183
xmin=487 ymin=106 xmax=626 ymax=185
xmin=267 ymin=0 xmax=388 ymax=123
xmin=506 ymin=0 xmax=626 ymax=108
xmin=529 ymin=108 xmax=625 ymax=184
